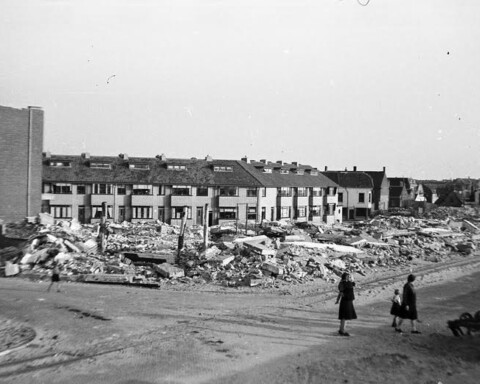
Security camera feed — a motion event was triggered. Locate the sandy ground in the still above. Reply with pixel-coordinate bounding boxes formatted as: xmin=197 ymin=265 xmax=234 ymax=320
xmin=0 ymin=256 xmax=479 ymax=384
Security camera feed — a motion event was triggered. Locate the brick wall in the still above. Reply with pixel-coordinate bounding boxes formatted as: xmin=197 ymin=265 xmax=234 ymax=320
xmin=0 ymin=105 xmax=44 ymax=222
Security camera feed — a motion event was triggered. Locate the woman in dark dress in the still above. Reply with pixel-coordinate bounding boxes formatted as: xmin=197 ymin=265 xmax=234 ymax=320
xmin=335 ymin=272 xmax=357 ymax=336
xmin=396 ymin=274 xmax=421 ymax=334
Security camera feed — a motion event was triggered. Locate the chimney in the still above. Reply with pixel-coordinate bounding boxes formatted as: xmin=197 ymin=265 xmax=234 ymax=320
xmin=353 ymin=166 xmax=357 ymax=172
xmin=292 ymin=161 xmax=298 ymax=166
xmin=205 ymin=155 xmax=212 ymax=162
xmin=260 ymin=159 xmax=267 ymax=164
xmin=81 ymin=152 xmax=90 ymax=159
xmin=383 ymin=166 xmax=386 ymax=172
xmin=156 ymin=153 xmax=167 ymax=161
xmin=276 ymin=160 xmax=282 ymax=164
xmin=119 ymin=153 xmax=129 ymax=161
xmin=324 ymin=166 xmax=328 ymax=171
xmin=250 ymin=160 xmax=256 ymax=164
xmin=44 ymin=151 xmax=51 ymax=159
xmin=241 ymin=156 xmax=248 ymax=162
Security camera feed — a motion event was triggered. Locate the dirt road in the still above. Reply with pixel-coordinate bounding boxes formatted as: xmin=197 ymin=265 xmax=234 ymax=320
xmin=1 ymin=258 xmax=479 ymax=384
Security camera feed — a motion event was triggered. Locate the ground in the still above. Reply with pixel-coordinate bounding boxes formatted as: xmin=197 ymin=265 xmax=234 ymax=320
xmin=0 ymin=255 xmax=479 ymax=384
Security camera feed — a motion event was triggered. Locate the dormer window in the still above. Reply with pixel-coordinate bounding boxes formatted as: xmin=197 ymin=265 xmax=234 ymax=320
xmin=129 ymin=164 xmax=150 ymax=170
xmin=90 ymin=162 xmax=111 ymax=169
xmin=263 ymin=168 xmax=272 ymax=173
xmin=167 ymin=165 xmax=186 ymax=171
xmin=50 ymin=160 xmax=71 ymax=167
xmin=295 ymin=169 xmax=304 ymax=175
xmin=310 ymin=170 xmax=318 ymax=176
xmin=280 ymin=169 xmax=289 ymax=174
xmin=213 ymin=166 xmax=233 ymax=172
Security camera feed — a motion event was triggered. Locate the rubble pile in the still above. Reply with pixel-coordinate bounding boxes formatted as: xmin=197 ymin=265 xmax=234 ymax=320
xmin=0 ymin=207 xmax=479 ymax=289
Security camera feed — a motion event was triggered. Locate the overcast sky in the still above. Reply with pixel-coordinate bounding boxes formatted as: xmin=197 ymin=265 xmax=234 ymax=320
xmin=1 ymin=0 xmax=479 ymax=180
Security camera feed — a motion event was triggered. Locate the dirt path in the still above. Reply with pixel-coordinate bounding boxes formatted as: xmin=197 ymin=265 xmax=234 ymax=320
xmin=0 ymin=258 xmax=479 ymax=384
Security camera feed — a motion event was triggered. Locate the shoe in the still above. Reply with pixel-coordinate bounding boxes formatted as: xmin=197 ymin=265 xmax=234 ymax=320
xmin=395 ymin=328 xmax=403 ymax=333
xmin=411 ymin=330 xmax=421 ymax=334
xmin=338 ymin=330 xmax=350 ymax=336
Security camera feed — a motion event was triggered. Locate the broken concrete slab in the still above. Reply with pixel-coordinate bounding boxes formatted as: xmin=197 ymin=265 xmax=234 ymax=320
xmin=5 ymin=261 xmax=20 ymax=277
xmin=155 ymin=263 xmax=185 ymax=279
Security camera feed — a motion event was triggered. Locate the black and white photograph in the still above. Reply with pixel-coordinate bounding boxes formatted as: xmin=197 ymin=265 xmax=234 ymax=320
xmin=1 ymin=1 xmax=480 ymax=383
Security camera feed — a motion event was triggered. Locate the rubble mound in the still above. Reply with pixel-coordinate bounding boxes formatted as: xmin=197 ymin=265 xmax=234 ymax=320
xmin=1 ymin=208 xmax=479 ymax=289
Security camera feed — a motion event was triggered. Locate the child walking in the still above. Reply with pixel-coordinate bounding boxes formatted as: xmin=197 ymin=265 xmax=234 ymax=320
xmin=47 ymin=263 xmax=61 ymax=292
xmin=390 ymin=289 xmax=402 ymax=328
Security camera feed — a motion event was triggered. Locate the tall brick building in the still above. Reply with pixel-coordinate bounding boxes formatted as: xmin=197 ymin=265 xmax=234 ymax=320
xmin=0 ymin=105 xmax=44 ymax=222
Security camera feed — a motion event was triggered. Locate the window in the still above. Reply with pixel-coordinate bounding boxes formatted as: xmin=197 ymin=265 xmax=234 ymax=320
xmin=92 ymin=183 xmax=113 ymax=195
xmin=92 ymin=205 xmax=113 ymax=219
xmin=369 ymin=192 xmax=372 ymax=203
xmin=196 ymin=186 xmax=208 ymax=196
xmin=263 ymin=168 xmax=272 ymax=173
xmin=247 ymin=207 xmax=257 ymax=220
xmin=280 ymin=169 xmax=289 ymax=174
xmin=359 ymin=193 xmax=365 ymax=203
xmin=338 ymin=192 xmax=343 ymax=203
xmin=158 ymin=185 xmax=166 ymax=195
xmin=132 ymin=206 xmax=153 ymax=219
xmin=311 ymin=206 xmax=321 ymax=216
xmin=172 ymin=206 xmax=192 ymax=219
xmin=213 ymin=166 xmax=233 ymax=172
xmin=77 ymin=184 xmax=86 ymax=195
xmin=281 ymin=206 xmax=290 ymax=218
xmin=295 ymin=169 xmax=304 ymax=175
xmin=246 ymin=188 xmax=257 ymax=197
xmin=219 ymin=186 xmax=238 ymax=197
xmin=297 ymin=187 xmax=308 ymax=197
xmin=328 ymin=187 xmax=336 ymax=196
xmin=167 ymin=165 xmax=186 ymax=171
xmin=129 ymin=164 xmax=149 ymax=170
xmin=262 ymin=188 xmax=267 ymax=197
xmin=219 ymin=207 xmax=237 ymax=220
xmin=312 ymin=188 xmax=322 ymax=197
xmin=49 ymin=161 xmax=71 ymax=167
xmin=158 ymin=207 xmax=165 ymax=222
xmin=50 ymin=205 xmax=72 ymax=218
xmin=132 ymin=184 xmax=152 ymax=195
xmin=44 ymin=183 xmax=72 ymax=194
xmin=310 ymin=170 xmax=318 ymax=176
xmin=172 ymin=185 xmax=191 ymax=196
xmin=90 ymin=162 xmax=111 ymax=169
xmin=278 ymin=187 xmax=291 ymax=197
xmin=297 ymin=206 xmax=307 ymax=217
xmin=117 ymin=185 xmax=127 ymax=195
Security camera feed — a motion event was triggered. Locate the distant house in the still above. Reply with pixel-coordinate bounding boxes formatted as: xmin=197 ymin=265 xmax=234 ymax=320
xmin=323 ymin=169 xmax=374 ymax=220
xmin=388 ymin=178 xmax=415 ymax=208
xmin=364 ymin=167 xmax=390 ymax=211
xmin=435 ymin=191 xmax=464 ymax=207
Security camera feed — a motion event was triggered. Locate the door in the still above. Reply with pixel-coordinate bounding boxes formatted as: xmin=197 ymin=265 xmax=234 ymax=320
xmin=208 ymin=211 xmax=213 ymax=226
xmin=196 ymin=207 xmax=203 ymax=225
xmin=78 ymin=206 xmax=85 ymax=224
xmin=119 ymin=206 xmax=125 ymax=223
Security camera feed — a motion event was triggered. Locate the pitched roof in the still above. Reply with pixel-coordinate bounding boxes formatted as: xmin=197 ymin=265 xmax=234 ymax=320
xmin=364 ymin=170 xmax=387 ymax=189
xmin=322 ymin=171 xmax=373 ymax=189
xmin=238 ymin=161 xmax=338 ymax=188
xmin=43 ymin=154 xmax=338 ymax=188
xmin=43 ymin=155 xmax=264 ymax=186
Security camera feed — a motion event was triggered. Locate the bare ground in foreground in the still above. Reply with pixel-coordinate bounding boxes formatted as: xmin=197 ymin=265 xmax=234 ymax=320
xmin=0 ymin=256 xmax=479 ymax=384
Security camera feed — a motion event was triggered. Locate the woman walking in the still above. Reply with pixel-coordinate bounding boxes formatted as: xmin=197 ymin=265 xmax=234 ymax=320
xmin=335 ymin=272 xmax=357 ymax=336
xmin=396 ymin=274 xmax=421 ymax=334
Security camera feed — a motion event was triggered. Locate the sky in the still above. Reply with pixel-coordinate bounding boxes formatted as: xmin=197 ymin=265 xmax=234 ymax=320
xmin=1 ymin=0 xmax=480 ymax=180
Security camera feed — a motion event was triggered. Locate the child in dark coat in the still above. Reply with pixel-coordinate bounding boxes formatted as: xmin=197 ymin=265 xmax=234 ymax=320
xmin=390 ymin=289 xmax=402 ymax=328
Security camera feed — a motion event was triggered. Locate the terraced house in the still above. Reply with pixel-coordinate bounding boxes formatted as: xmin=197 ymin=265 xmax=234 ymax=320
xmin=42 ymin=153 xmax=341 ymax=226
